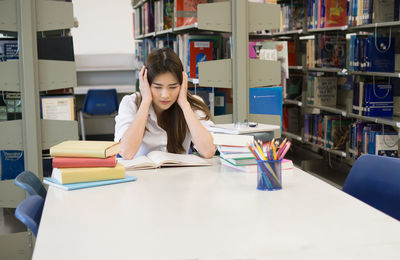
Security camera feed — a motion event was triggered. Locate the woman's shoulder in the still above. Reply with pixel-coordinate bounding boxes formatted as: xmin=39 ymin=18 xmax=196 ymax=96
xmin=120 ymin=92 xmax=140 ymax=111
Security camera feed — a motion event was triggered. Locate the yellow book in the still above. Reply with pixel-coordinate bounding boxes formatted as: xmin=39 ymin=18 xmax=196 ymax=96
xmin=50 ymin=140 xmax=121 ymax=158
xmin=52 ymin=163 xmax=126 ymax=184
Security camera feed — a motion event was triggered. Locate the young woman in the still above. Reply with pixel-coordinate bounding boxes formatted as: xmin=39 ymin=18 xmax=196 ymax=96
xmin=114 ymin=47 xmax=216 ymax=159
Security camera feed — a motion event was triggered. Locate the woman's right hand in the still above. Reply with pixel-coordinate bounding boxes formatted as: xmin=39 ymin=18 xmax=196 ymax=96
xmin=139 ymin=66 xmax=152 ymax=105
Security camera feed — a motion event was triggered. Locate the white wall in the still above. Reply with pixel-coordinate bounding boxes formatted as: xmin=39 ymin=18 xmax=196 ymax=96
xmin=71 ymin=0 xmax=134 ymax=55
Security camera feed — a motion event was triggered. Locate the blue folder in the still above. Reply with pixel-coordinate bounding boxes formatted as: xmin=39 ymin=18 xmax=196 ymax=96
xmin=43 ymin=176 xmax=137 ymax=191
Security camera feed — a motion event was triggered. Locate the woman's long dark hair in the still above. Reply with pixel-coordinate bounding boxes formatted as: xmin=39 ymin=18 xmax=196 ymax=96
xmin=135 ymin=47 xmax=212 ymax=154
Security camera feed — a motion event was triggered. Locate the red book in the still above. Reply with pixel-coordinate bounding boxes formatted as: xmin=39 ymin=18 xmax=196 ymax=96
xmin=287 ymin=41 xmax=297 ymax=66
xmin=175 ymin=0 xmax=207 ymax=27
xmin=325 ymin=0 xmax=347 ymax=28
xmin=52 ymin=155 xmax=117 ymax=168
xmin=189 ymin=41 xmax=213 ymax=78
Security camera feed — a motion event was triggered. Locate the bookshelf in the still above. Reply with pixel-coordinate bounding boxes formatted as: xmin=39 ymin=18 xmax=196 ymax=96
xmin=268 ymin=0 xmax=400 ymax=171
xmin=0 ymin=0 xmax=78 ymax=258
xmin=132 ymin=0 xmax=281 ymax=131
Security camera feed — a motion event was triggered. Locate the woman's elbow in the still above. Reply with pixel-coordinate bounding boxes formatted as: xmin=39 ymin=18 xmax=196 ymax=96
xmin=120 ymin=146 xmax=136 ymax=160
xmin=201 ymin=145 xmax=216 ymax=159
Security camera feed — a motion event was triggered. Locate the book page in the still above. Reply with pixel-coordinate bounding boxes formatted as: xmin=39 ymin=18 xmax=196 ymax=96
xmin=117 ymin=155 xmax=156 ymax=170
xmin=147 ymin=151 xmax=210 ymax=167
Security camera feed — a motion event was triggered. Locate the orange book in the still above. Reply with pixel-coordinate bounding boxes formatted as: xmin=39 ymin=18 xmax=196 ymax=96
xmin=325 ymin=0 xmax=347 ymax=28
xmin=52 ymin=155 xmax=117 ymax=168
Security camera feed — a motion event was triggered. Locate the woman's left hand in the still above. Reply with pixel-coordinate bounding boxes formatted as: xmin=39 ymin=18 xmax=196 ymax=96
xmin=177 ymin=71 xmax=189 ymax=108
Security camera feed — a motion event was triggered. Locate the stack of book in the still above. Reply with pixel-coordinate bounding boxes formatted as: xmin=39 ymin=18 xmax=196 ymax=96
xmin=44 ymin=141 xmax=136 ymax=190
xmin=213 ymin=133 xmax=294 ymax=173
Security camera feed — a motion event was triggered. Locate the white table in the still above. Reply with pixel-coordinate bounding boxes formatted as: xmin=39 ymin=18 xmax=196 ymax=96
xmin=33 ymin=159 xmax=400 ymax=260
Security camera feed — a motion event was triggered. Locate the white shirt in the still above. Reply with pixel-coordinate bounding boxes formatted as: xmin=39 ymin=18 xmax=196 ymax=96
xmin=114 ymin=93 xmax=214 ymax=158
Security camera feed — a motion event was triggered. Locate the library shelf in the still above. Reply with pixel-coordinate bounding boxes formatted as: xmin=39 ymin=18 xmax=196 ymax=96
xmin=304 ymin=140 xmax=347 ymax=158
xmin=74 ymin=85 xmax=135 ymax=95
xmin=283 ymin=99 xmax=302 ymax=107
xmin=348 ymin=71 xmax=400 ymax=78
xmin=348 ymin=21 xmax=400 ymax=31
xmin=348 ymin=113 xmax=400 ymax=128
xmin=307 ymin=67 xmax=346 ymax=73
xmin=306 ymin=104 xmax=347 ymax=117
xmin=188 ymin=78 xmax=199 ymax=84
xmin=0 ymin=60 xmax=19 ymax=92
xmin=282 ymin=131 xmax=302 ymax=141
xmin=306 ymin=25 xmax=348 ymax=33
xmin=289 ymin=66 xmax=303 ymax=70
xmin=132 ymin=0 xmax=146 ymax=9
xmin=272 ymin=29 xmax=303 ymax=36
xmin=144 ymin=32 xmax=156 ymax=38
xmin=173 ymin=23 xmax=198 ymax=33
xmin=155 ymin=28 xmax=173 ymax=36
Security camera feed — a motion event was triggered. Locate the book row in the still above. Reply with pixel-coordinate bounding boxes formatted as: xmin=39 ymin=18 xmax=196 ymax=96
xmin=306 ymin=0 xmax=400 ymax=30
xmin=349 ymin=121 xmax=398 ymax=159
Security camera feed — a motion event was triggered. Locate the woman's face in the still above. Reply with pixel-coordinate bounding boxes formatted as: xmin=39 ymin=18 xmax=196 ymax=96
xmin=150 ymin=72 xmax=180 ymax=115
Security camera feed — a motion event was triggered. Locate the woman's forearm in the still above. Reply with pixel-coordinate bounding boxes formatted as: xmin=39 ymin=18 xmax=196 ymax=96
xmin=181 ymin=102 xmax=216 ymax=158
xmin=120 ymin=100 xmax=151 ymax=159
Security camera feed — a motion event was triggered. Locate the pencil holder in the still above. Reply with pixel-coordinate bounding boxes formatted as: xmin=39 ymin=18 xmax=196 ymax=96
xmin=256 ymin=159 xmax=282 ymax=191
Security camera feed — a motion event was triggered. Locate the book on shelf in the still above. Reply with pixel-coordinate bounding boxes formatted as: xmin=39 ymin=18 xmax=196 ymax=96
xmin=175 ymin=0 xmax=207 ymax=27
xmin=117 ymin=151 xmax=210 ymax=170
xmin=43 ymin=175 xmax=137 ymax=191
xmin=37 ymin=36 xmax=75 ymax=61
xmin=40 ymin=95 xmax=75 ymax=121
xmin=372 ymin=0 xmax=395 ymax=23
xmin=188 ymin=40 xmax=213 ymax=78
xmin=52 ymin=163 xmax=125 ymax=184
xmin=0 ymin=38 xmax=18 ymax=61
xmin=353 ymin=82 xmax=394 ymax=118
xmin=249 ymin=87 xmax=283 ymax=123
xmin=325 ymin=0 xmax=347 ymax=27
xmin=0 ymin=150 xmax=24 ymax=180
xmin=50 ymin=140 xmax=121 ymax=158
xmin=260 ymin=41 xmax=289 ymax=79
xmin=52 ymin=155 xmax=117 ymax=168
xmin=207 ymin=123 xmax=280 ymax=135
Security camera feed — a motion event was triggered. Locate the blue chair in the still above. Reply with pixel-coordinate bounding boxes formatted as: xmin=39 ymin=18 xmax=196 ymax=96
xmin=79 ymin=89 xmax=119 ymax=140
xmin=342 ymin=154 xmax=400 ymax=220
xmin=15 ymin=195 xmax=45 ymax=237
xmin=15 ymin=170 xmax=47 ymax=198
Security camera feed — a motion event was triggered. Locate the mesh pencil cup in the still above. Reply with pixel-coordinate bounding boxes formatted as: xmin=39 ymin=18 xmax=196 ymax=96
xmin=256 ymin=159 xmax=282 ymax=191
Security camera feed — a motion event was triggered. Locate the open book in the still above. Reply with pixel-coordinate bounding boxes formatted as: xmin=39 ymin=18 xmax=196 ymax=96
xmin=117 ymin=151 xmax=211 ymax=170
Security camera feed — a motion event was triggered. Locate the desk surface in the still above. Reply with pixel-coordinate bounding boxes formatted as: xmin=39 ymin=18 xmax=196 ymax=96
xmin=33 ymin=159 xmax=400 ymax=260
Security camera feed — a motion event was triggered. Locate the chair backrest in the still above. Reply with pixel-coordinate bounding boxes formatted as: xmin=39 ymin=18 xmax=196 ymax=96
xmin=342 ymin=154 xmax=400 ymax=220
xmin=82 ymin=89 xmax=119 ymax=115
xmin=15 ymin=170 xmax=47 ymax=198
xmin=15 ymin=195 xmax=45 ymax=237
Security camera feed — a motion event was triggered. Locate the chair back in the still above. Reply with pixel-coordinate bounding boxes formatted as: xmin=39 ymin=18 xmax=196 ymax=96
xmin=15 ymin=195 xmax=45 ymax=237
xmin=343 ymin=154 xmax=400 ymax=220
xmin=15 ymin=170 xmax=47 ymax=198
xmin=82 ymin=89 xmax=119 ymax=115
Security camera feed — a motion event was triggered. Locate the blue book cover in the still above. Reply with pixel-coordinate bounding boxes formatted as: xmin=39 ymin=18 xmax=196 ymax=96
xmin=1 ymin=150 xmax=24 ymax=180
xmin=363 ymin=83 xmax=393 ymax=117
xmin=43 ymin=176 xmax=137 ymax=191
xmin=366 ymin=35 xmax=395 ymax=72
xmin=249 ymin=87 xmax=282 ymax=122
